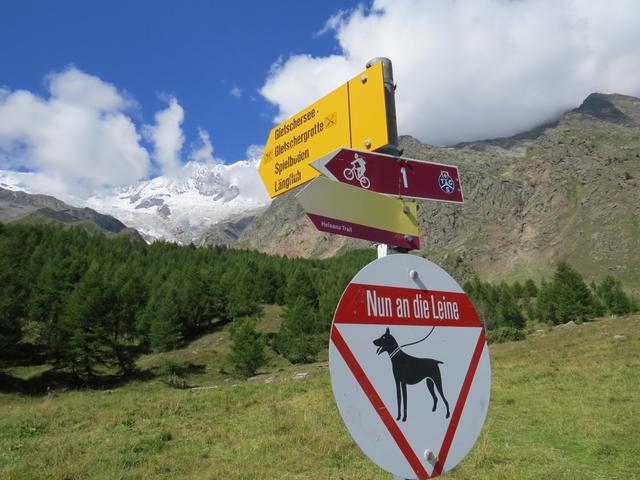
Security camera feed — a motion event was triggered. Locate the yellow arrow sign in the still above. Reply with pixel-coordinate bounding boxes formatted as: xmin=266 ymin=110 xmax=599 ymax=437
xmin=296 ymin=177 xmax=420 ymax=250
xmin=259 ymin=61 xmax=389 ymax=198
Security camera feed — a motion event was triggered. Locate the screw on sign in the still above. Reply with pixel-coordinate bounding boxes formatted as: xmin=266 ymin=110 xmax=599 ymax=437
xmin=329 ymin=254 xmax=491 ymax=479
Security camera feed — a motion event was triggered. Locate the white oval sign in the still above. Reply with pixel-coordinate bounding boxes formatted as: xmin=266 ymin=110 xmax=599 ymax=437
xmin=329 ymin=254 xmax=491 ymax=479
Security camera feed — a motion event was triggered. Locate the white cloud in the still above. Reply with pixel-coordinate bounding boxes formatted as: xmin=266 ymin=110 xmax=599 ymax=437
xmin=245 ymin=144 xmax=264 ymax=161
xmin=261 ymin=54 xmax=354 ymax=124
xmin=47 ymin=67 xmax=132 ymax=111
xmin=260 ymin=0 xmax=640 ymax=145
xmin=188 ymin=128 xmax=220 ymax=165
xmin=229 ymin=86 xmax=242 ymax=98
xmin=316 ymin=9 xmax=349 ymax=37
xmin=0 ymin=68 xmax=266 ymax=211
xmin=0 ymin=67 xmax=150 ymax=201
xmin=221 ymin=145 xmax=270 ymax=204
xmin=145 ymin=97 xmax=184 ymax=178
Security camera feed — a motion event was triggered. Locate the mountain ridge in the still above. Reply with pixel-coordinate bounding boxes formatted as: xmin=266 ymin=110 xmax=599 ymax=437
xmin=0 ymin=186 xmax=144 ymax=240
xmin=204 ymin=92 xmax=640 ymax=290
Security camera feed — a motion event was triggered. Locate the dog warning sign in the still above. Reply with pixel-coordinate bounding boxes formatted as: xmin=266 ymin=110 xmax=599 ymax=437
xmin=329 ymin=254 xmax=491 ymax=479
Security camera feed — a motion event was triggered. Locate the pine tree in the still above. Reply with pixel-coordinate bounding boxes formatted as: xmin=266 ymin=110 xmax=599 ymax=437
xmin=496 ymin=287 xmax=525 ymax=329
xmin=597 ymin=276 xmax=633 ymax=315
xmin=276 ymin=298 xmax=322 ymax=363
xmin=316 ymin=280 xmax=343 ymax=332
xmin=105 ymin=265 xmax=146 ymax=373
xmin=523 ymin=279 xmax=538 ymax=298
xmin=536 ymin=263 xmax=602 ymax=324
xmin=59 ymin=264 xmax=112 ymax=380
xmin=285 ymin=268 xmax=318 ymax=307
xmin=29 ymin=253 xmax=87 ymax=362
xmin=228 ymin=316 xmax=265 ymax=378
xmin=536 ymin=278 xmax=553 ymax=323
xmin=225 ymin=279 xmax=263 ymax=322
xmin=511 ymin=281 xmax=524 ymax=299
xmin=221 ymin=267 xmax=263 ymax=322
xmin=464 ymin=277 xmax=496 ymax=328
xmin=142 ymin=282 xmax=184 ymax=352
xmin=552 ymin=262 xmax=601 ymax=323
xmin=0 ymin=227 xmax=28 ymax=355
xmin=0 ymin=290 xmax=22 ymax=355
xmin=0 ymin=258 xmax=23 ymax=354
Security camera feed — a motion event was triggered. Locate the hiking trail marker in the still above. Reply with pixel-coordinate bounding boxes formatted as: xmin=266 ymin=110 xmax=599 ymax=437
xmin=311 ymin=148 xmax=464 ymax=203
xmin=259 ymin=61 xmax=389 ymax=198
xmin=330 ymin=254 xmax=491 ymax=479
xmin=296 ymin=176 xmax=420 ymax=250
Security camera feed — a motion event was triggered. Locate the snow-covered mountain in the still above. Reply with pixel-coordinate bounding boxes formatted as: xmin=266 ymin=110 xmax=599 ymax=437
xmin=85 ymin=160 xmax=270 ymax=243
xmin=0 ymin=159 xmax=271 ymax=244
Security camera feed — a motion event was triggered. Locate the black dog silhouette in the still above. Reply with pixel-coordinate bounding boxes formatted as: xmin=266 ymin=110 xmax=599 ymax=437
xmin=373 ymin=328 xmax=450 ymax=422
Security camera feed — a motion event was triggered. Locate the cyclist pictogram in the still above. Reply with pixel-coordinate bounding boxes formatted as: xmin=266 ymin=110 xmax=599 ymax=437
xmin=343 ymin=153 xmax=371 ymax=189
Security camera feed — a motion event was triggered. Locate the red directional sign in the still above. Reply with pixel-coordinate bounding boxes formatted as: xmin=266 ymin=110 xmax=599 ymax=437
xmin=330 ymin=254 xmax=490 ymax=479
xmin=311 ymin=148 xmax=464 ymax=203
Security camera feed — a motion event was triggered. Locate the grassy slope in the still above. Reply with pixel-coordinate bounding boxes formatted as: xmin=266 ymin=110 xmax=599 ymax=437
xmin=1 ymin=315 xmax=638 ymax=479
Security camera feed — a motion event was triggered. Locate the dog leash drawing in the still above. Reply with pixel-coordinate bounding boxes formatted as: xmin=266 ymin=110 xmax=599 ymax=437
xmin=389 ymin=326 xmax=437 ymax=359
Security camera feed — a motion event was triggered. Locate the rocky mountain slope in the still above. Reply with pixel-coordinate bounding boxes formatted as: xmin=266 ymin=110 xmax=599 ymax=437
xmin=205 ymin=93 xmax=640 ymax=288
xmin=0 ymin=187 xmax=143 ymax=240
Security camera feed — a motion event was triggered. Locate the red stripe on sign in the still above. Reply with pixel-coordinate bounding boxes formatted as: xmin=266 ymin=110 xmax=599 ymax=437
xmin=331 ymin=327 xmax=430 ymax=480
xmin=334 ymin=284 xmax=481 ymax=327
xmin=307 ymin=213 xmax=421 ymax=250
xmin=335 ymin=316 xmax=479 ymax=327
xmin=432 ymin=329 xmax=486 ymax=476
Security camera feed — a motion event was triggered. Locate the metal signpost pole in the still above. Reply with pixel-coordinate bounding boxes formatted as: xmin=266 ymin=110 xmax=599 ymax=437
xmin=366 ymin=57 xmax=409 ymax=260
xmin=367 ymin=58 xmax=417 ymax=480
xmin=366 ymin=57 xmax=400 ymax=157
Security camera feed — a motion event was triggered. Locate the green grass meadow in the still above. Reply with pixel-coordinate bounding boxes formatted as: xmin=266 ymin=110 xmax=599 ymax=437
xmin=1 ymin=314 xmax=639 ymax=479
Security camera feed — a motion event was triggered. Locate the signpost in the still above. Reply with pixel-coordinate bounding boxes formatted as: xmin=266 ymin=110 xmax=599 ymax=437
xmin=295 ymin=176 xmax=420 ymax=250
xmin=330 ymin=254 xmax=491 ymax=479
xmin=258 ymin=56 xmax=487 ymax=477
xmin=259 ymin=61 xmax=390 ymax=198
xmin=311 ymin=148 xmax=464 ymax=203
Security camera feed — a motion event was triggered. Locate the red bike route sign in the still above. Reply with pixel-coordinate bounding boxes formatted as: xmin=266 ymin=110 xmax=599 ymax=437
xmin=329 ymin=254 xmax=490 ymax=479
xmin=311 ymin=148 xmax=464 ymax=203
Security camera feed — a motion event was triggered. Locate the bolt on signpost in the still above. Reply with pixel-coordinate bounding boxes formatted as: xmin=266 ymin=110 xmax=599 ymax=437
xmin=257 ymin=57 xmax=490 ymax=479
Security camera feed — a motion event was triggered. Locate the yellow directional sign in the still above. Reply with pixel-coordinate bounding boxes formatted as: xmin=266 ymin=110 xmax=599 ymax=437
xmin=296 ymin=177 xmax=420 ymax=250
xmin=259 ymin=61 xmax=389 ymax=197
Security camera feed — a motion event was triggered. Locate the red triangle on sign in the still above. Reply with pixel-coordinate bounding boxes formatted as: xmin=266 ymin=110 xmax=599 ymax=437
xmin=331 ymin=322 xmax=486 ymax=479
xmin=331 ymin=325 xmax=485 ymax=480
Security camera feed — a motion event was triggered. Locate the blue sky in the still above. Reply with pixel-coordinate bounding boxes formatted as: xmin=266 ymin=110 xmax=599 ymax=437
xmin=0 ymin=0 xmax=358 ymax=163
xmin=1 ymin=0 xmax=639 ymax=202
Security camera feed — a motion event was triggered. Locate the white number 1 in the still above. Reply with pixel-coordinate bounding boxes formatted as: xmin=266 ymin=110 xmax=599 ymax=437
xmin=400 ymin=167 xmax=409 ymax=188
